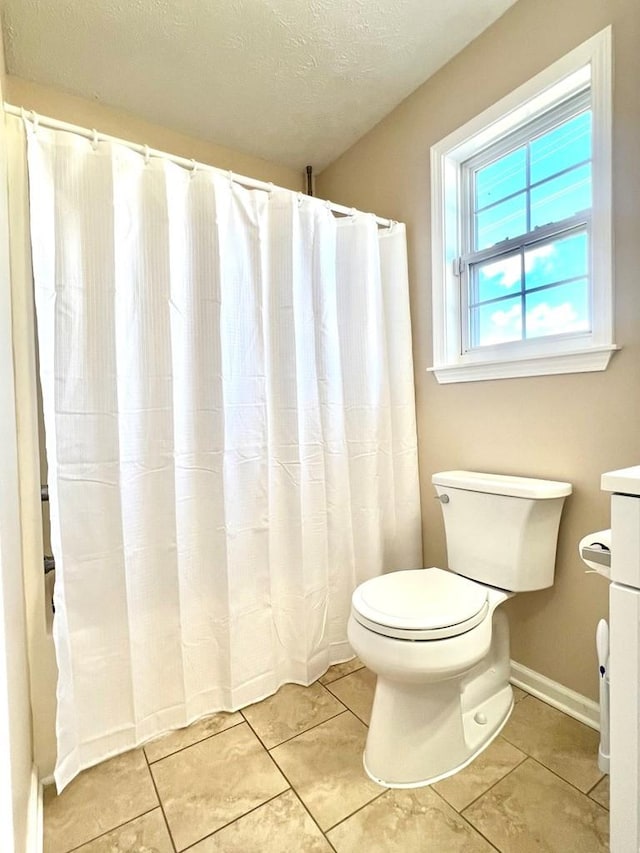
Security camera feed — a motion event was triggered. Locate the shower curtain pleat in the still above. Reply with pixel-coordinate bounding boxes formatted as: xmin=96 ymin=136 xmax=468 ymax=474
xmin=23 ymin=119 xmax=422 ymax=791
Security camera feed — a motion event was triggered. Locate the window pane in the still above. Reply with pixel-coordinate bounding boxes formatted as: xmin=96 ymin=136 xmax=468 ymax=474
xmin=471 ymin=296 xmax=522 ymax=347
xmin=475 ymin=147 xmax=526 ymax=210
xmin=473 ymin=252 xmax=522 ymax=303
xmin=530 ymin=163 xmax=591 ymax=229
xmin=530 ymin=111 xmax=592 ymax=185
xmin=475 ymin=192 xmax=527 ymax=250
xmin=525 ymin=279 xmax=590 ymax=339
xmin=524 ymin=231 xmax=588 ymax=290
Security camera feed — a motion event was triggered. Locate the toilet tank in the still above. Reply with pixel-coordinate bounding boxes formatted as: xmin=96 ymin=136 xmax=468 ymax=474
xmin=432 ymin=471 xmax=572 ymax=592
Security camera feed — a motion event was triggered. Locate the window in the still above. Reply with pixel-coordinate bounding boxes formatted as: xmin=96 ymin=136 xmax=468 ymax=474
xmin=430 ymin=28 xmax=615 ymax=383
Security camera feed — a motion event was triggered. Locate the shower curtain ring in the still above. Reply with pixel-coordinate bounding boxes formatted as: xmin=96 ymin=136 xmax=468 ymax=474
xmin=91 ymin=129 xmax=99 ymax=151
xmin=144 ymin=145 xmax=151 ymax=165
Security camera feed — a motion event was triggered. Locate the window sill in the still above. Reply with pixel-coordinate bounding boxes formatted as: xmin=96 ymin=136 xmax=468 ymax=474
xmin=429 ymin=345 xmax=619 ymax=384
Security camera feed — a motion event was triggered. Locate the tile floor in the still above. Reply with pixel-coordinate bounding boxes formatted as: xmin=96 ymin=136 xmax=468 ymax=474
xmin=43 ymin=658 xmax=610 ymax=852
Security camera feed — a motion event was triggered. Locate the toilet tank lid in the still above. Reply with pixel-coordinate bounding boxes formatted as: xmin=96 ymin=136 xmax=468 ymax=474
xmin=432 ymin=471 xmax=572 ymax=499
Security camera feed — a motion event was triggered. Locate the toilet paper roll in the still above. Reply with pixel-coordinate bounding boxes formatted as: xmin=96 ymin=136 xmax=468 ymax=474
xmin=578 ymin=528 xmax=612 ymax=578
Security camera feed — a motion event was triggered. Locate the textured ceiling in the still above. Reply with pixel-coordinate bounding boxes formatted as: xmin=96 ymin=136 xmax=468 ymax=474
xmin=2 ymin=0 xmax=518 ymax=171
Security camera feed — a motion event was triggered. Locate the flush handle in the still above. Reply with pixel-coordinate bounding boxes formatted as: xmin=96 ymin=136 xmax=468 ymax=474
xmin=435 ymin=494 xmax=450 ymax=504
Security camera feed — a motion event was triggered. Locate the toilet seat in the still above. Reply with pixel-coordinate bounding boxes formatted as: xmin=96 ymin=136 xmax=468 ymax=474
xmin=351 ymin=568 xmax=489 ymax=640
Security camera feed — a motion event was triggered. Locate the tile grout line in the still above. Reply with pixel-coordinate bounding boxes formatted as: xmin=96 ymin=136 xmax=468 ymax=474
xmin=586 ymin=773 xmax=609 ymax=799
xmin=240 ymin=706 xmax=341 ymax=852
xmin=321 ymin=786 xmax=389 ymax=836
xmin=321 ymin=680 xmax=373 ymax=727
xmin=270 ymin=700 xmax=390 ymax=844
xmin=62 ymin=805 xmax=162 ymax=853
xmin=499 ymin=727 xmax=608 ymax=803
xmin=143 ymin=746 xmax=179 ymax=853
xmin=242 ymin=705 xmax=349 ymax=750
xmin=458 ymin=755 xmax=608 ymax=852
xmin=423 ymin=786 xmax=503 ymax=853
xmin=502 ymin=691 xmax=607 ymax=799
xmin=315 ymin=678 xmax=353 ymax=706
xmin=448 ymin=749 xmax=529 ymax=815
xmin=178 ymin=789 xmax=295 ymax=852
xmin=145 ymin=717 xmax=245 ymax=765
xmin=318 ymin=663 xmax=365 ymax=687
xmin=459 ymin=754 xmax=609 ymax=831
xmin=521 ymin=755 xmax=609 ymax=809
xmin=290 ymin=789 xmax=340 ymax=853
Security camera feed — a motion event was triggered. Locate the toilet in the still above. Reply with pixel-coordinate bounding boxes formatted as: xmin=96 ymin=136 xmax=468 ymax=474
xmin=348 ymin=470 xmax=571 ymax=788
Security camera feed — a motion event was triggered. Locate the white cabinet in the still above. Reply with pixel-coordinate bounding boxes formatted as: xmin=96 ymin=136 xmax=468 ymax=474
xmin=602 ymin=467 xmax=640 ymax=853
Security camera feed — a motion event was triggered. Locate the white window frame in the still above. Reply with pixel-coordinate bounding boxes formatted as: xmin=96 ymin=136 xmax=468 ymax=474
xmin=429 ymin=27 xmax=615 ymax=384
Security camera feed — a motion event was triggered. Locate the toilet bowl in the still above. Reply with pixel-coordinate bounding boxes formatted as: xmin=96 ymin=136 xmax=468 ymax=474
xmin=349 ymin=470 xmax=572 ymax=788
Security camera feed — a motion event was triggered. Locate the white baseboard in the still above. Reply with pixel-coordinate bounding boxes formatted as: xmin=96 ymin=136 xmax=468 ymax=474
xmin=510 ymin=660 xmax=600 ymax=731
xmin=25 ymin=765 xmax=42 ymax=853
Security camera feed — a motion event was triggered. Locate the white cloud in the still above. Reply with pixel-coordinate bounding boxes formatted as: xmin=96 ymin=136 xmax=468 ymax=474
xmin=481 ymin=243 xmax=556 ymax=290
xmin=479 ymin=303 xmax=522 ymax=345
xmin=525 ymin=243 xmax=556 ymax=273
xmin=492 ymin=304 xmax=521 ymax=328
xmin=479 ymin=295 xmax=588 ymax=346
xmin=482 ymin=255 xmax=521 ymax=289
xmin=526 ymin=301 xmax=589 ymax=337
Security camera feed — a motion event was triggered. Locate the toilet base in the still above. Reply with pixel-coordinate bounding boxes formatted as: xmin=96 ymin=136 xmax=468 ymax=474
xmin=363 ymin=683 xmax=513 ymax=788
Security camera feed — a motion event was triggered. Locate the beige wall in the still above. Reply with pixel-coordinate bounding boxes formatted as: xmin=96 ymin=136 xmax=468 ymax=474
xmin=0 ymin=25 xmax=35 ymax=853
xmin=318 ymin=0 xmax=640 ymax=701
xmin=4 ymin=76 xmax=303 ymax=192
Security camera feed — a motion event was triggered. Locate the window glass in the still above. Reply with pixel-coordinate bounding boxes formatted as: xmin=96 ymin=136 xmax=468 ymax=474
xmin=524 ymin=231 xmax=588 ymax=290
xmin=525 ymin=279 xmax=590 ymax=339
xmin=472 ymin=297 xmax=522 ymax=347
xmin=475 ymin=193 xmax=527 ymax=250
xmin=530 ymin=163 xmax=591 ymax=229
xmin=474 ymin=252 xmax=522 ymax=303
xmin=530 ymin=111 xmax=592 ymax=184
xmin=475 ymin=147 xmax=526 ymax=209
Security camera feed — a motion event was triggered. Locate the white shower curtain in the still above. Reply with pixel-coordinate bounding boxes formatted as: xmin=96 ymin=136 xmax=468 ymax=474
xmin=24 ymin=120 xmax=422 ymax=790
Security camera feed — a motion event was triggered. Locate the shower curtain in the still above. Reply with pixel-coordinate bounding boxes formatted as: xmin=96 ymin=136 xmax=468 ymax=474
xmin=22 ymin=118 xmax=422 ymax=790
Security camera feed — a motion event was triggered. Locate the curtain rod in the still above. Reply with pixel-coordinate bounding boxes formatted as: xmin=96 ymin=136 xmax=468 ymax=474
xmin=4 ymin=103 xmax=396 ymax=229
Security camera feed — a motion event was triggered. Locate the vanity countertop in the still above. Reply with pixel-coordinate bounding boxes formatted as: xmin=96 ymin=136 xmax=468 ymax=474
xmin=602 ymin=466 xmax=640 ymax=496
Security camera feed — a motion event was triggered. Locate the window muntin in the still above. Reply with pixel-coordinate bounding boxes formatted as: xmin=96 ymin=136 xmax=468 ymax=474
xmin=461 ymin=93 xmax=592 ymax=352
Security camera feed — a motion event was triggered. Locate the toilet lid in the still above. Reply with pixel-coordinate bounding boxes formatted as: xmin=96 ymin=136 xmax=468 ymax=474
xmin=351 ymin=568 xmax=488 ymax=640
